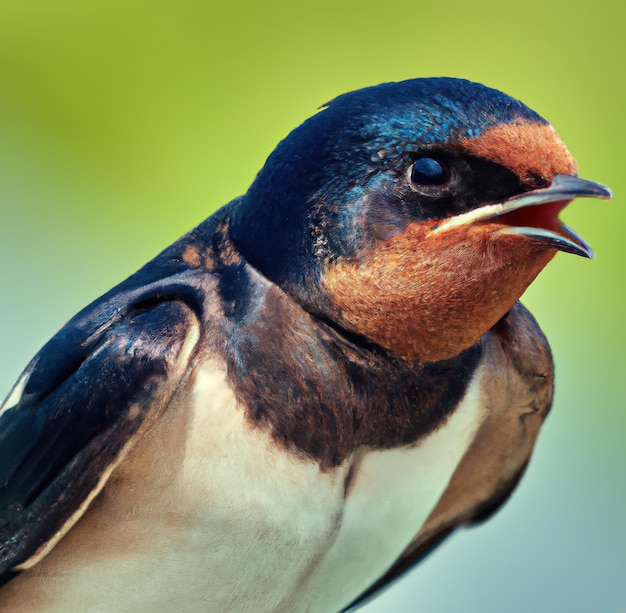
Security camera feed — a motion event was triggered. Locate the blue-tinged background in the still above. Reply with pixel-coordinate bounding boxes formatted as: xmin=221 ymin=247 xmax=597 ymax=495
xmin=0 ymin=1 xmax=623 ymax=611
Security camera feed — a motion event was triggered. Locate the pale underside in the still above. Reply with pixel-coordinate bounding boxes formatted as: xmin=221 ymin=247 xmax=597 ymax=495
xmin=0 ymin=357 xmax=487 ymax=613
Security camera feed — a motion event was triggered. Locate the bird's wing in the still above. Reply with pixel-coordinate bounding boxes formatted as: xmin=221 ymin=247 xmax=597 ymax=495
xmin=0 ymin=285 xmax=201 ymax=582
xmin=345 ymin=303 xmax=554 ymax=611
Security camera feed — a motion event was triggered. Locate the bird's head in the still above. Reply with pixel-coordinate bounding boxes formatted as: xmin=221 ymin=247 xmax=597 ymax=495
xmin=230 ymin=78 xmax=610 ymax=362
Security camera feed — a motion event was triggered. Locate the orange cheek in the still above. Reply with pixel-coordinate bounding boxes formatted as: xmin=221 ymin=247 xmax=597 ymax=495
xmin=322 ymin=222 xmax=555 ymax=362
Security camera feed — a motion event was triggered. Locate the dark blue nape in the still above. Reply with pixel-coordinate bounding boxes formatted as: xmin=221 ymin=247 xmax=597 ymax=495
xmin=230 ymin=78 xmax=546 ymax=301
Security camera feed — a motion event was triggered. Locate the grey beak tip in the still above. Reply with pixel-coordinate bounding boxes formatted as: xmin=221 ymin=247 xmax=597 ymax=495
xmin=552 ymin=173 xmax=612 ymax=200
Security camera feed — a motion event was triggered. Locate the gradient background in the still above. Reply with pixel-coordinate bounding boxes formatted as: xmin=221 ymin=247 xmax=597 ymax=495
xmin=0 ymin=1 xmax=623 ymax=611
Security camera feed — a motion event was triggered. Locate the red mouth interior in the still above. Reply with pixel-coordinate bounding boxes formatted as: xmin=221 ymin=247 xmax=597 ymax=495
xmin=495 ymin=200 xmax=569 ymax=233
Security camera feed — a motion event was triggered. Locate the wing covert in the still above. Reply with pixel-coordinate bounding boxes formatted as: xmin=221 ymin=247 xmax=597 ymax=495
xmin=0 ymin=296 xmax=200 ymax=580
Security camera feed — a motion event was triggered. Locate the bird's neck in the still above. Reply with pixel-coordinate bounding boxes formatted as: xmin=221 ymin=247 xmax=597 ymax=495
xmin=221 ymin=257 xmax=483 ymax=469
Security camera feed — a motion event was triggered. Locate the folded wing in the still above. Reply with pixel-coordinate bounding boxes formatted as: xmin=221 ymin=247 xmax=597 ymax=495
xmin=0 ymin=291 xmax=200 ymax=582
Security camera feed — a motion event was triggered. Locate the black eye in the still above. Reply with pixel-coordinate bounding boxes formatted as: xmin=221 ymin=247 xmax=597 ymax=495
xmin=410 ymin=157 xmax=449 ymax=186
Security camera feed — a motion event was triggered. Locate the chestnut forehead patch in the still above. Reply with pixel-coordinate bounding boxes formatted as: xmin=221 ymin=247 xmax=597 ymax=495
xmin=456 ymin=122 xmax=577 ymax=185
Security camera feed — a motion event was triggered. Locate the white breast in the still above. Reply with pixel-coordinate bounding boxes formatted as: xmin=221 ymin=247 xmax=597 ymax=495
xmin=293 ymin=363 xmax=487 ymax=612
xmin=0 ymin=361 xmax=486 ymax=613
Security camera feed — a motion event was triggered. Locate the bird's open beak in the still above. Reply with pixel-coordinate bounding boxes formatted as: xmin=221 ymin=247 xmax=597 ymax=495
xmin=434 ymin=174 xmax=612 ymax=259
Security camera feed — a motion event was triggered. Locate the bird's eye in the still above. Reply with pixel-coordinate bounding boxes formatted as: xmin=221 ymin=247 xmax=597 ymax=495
xmin=410 ymin=157 xmax=449 ymax=186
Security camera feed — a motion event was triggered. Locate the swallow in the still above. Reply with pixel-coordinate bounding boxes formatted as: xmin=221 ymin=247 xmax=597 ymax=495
xmin=0 ymin=77 xmax=611 ymax=613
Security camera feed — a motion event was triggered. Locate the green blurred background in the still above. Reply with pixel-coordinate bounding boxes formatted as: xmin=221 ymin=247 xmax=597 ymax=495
xmin=0 ymin=1 xmax=623 ymax=611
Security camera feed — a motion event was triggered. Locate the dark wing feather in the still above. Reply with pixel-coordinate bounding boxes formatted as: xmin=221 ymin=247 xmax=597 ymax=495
xmin=0 ymin=290 xmax=200 ymax=581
